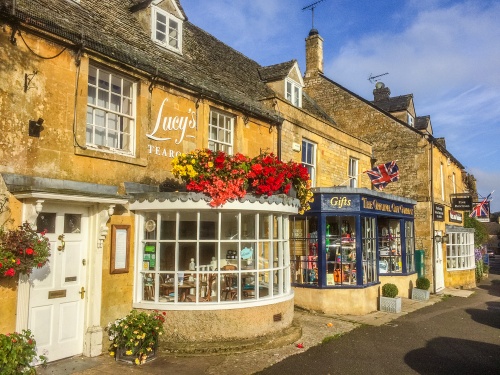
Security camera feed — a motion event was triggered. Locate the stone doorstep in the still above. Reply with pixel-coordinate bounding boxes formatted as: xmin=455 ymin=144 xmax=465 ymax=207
xmin=160 ymin=322 xmax=302 ymax=356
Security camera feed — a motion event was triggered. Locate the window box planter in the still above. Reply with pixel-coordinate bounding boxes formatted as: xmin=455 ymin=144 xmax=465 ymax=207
xmin=379 ymin=296 xmax=402 ymax=313
xmin=411 ymin=288 xmax=430 ymax=301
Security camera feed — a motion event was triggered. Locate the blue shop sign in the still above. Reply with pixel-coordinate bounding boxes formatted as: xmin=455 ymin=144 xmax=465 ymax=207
xmin=316 ymin=194 xmax=414 ymax=218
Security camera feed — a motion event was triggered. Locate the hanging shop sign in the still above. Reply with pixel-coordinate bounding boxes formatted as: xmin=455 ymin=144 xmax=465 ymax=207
xmin=449 ymin=210 xmax=463 ymax=223
xmin=450 ymin=195 xmax=472 ymax=211
xmin=433 ymin=204 xmax=445 ymax=221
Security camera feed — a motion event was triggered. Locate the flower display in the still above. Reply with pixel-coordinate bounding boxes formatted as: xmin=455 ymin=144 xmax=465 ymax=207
xmin=0 ymin=222 xmax=51 ymax=278
xmin=106 ymin=309 xmax=166 ymax=365
xmin=171 ymin=149 xmax=313 ymax=213
xmin=0 ymin=329 xmax=47 ymax=374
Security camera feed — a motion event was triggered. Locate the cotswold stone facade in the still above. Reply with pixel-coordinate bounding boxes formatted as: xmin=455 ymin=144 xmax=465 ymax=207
xmin=0 ymin=0 xmax=373 ymax=362
xmin=303 ymin=29 xmax=474 ymax=291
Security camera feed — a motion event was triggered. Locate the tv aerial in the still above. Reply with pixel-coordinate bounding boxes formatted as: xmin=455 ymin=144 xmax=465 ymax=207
xmin=368 ymin=72 xmax=389 ymax=84
xmin=302 ymin=0 xmax=327 ymax=29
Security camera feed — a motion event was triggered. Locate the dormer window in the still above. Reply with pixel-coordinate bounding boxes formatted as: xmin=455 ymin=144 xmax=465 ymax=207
xmin=286 ymin=78 xmax=302 ymax=107
xmin=152 ymin=6 xmax=182 ymax=54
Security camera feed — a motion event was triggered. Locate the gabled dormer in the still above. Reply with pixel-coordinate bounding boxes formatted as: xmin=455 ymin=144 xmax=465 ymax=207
xmin=259 ymin=60 xmax=304 ymax=108
xmin=372 ymin=82 xmax=416 ymax=126
xmin=130 ymin=0 xmax=186 ymax=55
xmin=415 ymin=115 xmax=433 ymax=135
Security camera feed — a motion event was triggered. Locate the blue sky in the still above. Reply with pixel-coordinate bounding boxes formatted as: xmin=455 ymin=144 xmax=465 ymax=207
xmin=181 ymin=0 xmax=500 ymax=213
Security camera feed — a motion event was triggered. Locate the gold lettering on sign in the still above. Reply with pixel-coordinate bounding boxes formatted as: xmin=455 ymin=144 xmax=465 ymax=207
xmin=362 ymin=198 xmax=413 ymax=215
xmin=330 ymin=196 xmax=351 ymax=208
xmin=48 ymin=290 xmax=67 ymax=299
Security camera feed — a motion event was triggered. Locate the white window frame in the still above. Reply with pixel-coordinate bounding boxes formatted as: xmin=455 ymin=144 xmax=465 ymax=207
xmin=407 ymin=113 xmax=414 ymax=127
xmin=86 ymin=64 xmax=136 ymax=156
xmin=348 ymin=157 xmax=358 ymax=188
xmin=446 ymin=231 xmax=475 ymax=270
xmin=301 ymin=139 xmax=316 ymax=187
xmin=151 ymin=6 xmax=183 ymax=54
xmin=208 ymin=109 xmax=234 ymax=154
xmin=285 ymin=78 xmax=302 ymax=108
xmin=134 ymin=210 xmax=291 ymax=307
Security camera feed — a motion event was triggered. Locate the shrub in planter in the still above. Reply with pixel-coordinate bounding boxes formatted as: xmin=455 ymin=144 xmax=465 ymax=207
xmin=380 ymin=283 xmax=401 ymax=313
xmin=412 ymin=276 xmax=431 ymax=301
xmin=416 ymin=277 xmax=430 ymax=291
xmin=0 ymin=329 xmax=47 ymax=375
xmin=382 ymin=283 xmax=399 ymax=298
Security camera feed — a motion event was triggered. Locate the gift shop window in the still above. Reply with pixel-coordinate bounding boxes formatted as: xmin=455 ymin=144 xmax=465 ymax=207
xmin=208 ymin=109 xmax=234 ymax=154
xmin=290 ymin=216 xmax=318 ymax=285
xmin=325 ymin=216 xmax=357 ymax=286
xmin=405 ymin=221 xmax=415 ymax=273
xmin=446 ymin=231 xmax=474 ymax=270
xmin=137 ymin=211 xmax=289 ymax=305
xmin=362 ymin=217 xmax=377 ymax=283
xmin=378 ymin=218 xmax=403 ymax=274
xmin=86 ymin=64 xmax=136 ymax=155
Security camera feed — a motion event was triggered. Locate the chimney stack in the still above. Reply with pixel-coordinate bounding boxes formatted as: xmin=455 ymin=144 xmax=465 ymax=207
xmin=305 ymin=28 xmax=323 ymax=77
xmin=373 ymin=82 xmax=391 ymax=101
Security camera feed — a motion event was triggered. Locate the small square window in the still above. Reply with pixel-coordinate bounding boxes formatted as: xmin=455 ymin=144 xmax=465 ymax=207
xmin=285 ymin=78 xmax=302 ymax=108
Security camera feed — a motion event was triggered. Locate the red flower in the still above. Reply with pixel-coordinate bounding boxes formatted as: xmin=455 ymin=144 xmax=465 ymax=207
xmin=15 ymin=258 xmax=21 ymax=265
xmin=26 ymin=248 xmax=34 ymax=255
xmin=4 ymin=268 xmax=16 ymax=277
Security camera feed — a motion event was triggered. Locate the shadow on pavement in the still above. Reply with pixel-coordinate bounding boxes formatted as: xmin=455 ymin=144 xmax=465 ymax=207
xmin=465 ymin=302 xmax=500 ymax=330
xmin=404 ymin=337 xmax=500 ymax=374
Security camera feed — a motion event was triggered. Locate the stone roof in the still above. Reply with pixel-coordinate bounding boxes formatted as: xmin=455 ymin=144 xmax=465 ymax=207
xmin=258 ymin=60 xmax=297 ymax=82
xmin=2 ymin=0 xmax=285 ymax=123
xmin=372 ymin=94 xmax=413 ymax=113
xmin=415 ymin=115 xmax=430 ymax=131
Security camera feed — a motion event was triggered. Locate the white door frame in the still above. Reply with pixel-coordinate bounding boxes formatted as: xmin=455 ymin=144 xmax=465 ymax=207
xmin=434 ymin=230 xmax=445 ymax=293
xmin=15 ymin=197 xmax=118 ymax=360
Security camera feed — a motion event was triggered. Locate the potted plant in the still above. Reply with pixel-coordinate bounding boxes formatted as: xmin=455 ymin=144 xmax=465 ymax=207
xmin=412 ymin=276 xmax=431 ymax=301
xmin=106 ymin=309 xmax=166 ymax=365
xmin=0 ymin=222 xmax=51 ymax=278
xmin=0 ymin=329 xmax=47 ymax=374
xmin=379 ymin=283 xmax=401 ymax=313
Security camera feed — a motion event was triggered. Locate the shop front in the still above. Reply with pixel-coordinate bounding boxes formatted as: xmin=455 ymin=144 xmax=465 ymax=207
xmin=290 ymin=187 xmax=417 ymax=315
xmin=129 ymin=191 xmax=299 ymax=347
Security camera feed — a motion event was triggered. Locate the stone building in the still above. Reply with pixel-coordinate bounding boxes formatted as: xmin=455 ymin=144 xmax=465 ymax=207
xmin=303 ymin=29 xmax=476 ymax=292
xmin=0 ymin=0 xmax=378 ymax=362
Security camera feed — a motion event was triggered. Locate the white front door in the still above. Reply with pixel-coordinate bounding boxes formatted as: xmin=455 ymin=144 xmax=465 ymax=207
xmin=28 ymin=205 xmax=88 ymax=362
xmin=434 ymin=230 xmax=445 ymax=293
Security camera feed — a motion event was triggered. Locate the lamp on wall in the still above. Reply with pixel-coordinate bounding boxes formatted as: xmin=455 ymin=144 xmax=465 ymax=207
xmin=29 ymin=117 xmax=44 ymax=137
xmin=434 ymin=234 xmax=449 ymax=243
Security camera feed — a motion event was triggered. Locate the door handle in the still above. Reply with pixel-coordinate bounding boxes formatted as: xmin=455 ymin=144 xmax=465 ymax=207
xmin=58 ymin=234 xmax=65 ymax=252
xmin=79 ymin=287 xmax=85 ymax=299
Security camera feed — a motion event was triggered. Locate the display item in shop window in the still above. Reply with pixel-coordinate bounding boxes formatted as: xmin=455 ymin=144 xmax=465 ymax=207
xmin=210 ymin=257 xmax=217 ymax=270
xmin=189 ymin=258 xmax=195 ymax=271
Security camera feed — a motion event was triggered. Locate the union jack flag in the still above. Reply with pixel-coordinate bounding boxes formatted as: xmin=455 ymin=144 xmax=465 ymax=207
xmin=469 ymin=193 xmax=492 ymax=218
xmin=365 ymin=161 xmax=399 ymax=190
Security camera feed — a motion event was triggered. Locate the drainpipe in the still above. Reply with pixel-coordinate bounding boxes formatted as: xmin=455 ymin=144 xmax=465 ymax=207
xmin=427 ymin=134 xmax=436 ymax=293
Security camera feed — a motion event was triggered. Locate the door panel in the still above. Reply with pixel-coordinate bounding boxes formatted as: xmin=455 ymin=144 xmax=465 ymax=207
xmin=29 ymin=206 xmax=88 ymax=362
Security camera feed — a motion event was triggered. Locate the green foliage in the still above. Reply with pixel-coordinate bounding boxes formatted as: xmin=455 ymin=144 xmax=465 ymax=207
xmin=464 ymin=217 xmax=488 ymax=246
xmin=382 ymin=283 xmax=399 ymax=298
xmin=106 ymin=310 xmax=166 ymax=365
xmin=321 ymin=333 xmax=344 ymax=344
xmin=0 ymin=329 xmax=47 ymax=375
xmin=416 ymin=276 xmax=430 ymax=291
xmin=475 ymin=259 xmax=484 ymax=282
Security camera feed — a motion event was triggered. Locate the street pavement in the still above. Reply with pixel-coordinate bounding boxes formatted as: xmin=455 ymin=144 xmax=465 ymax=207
xmin=37 ymin=259 xmax=500 ymax=375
